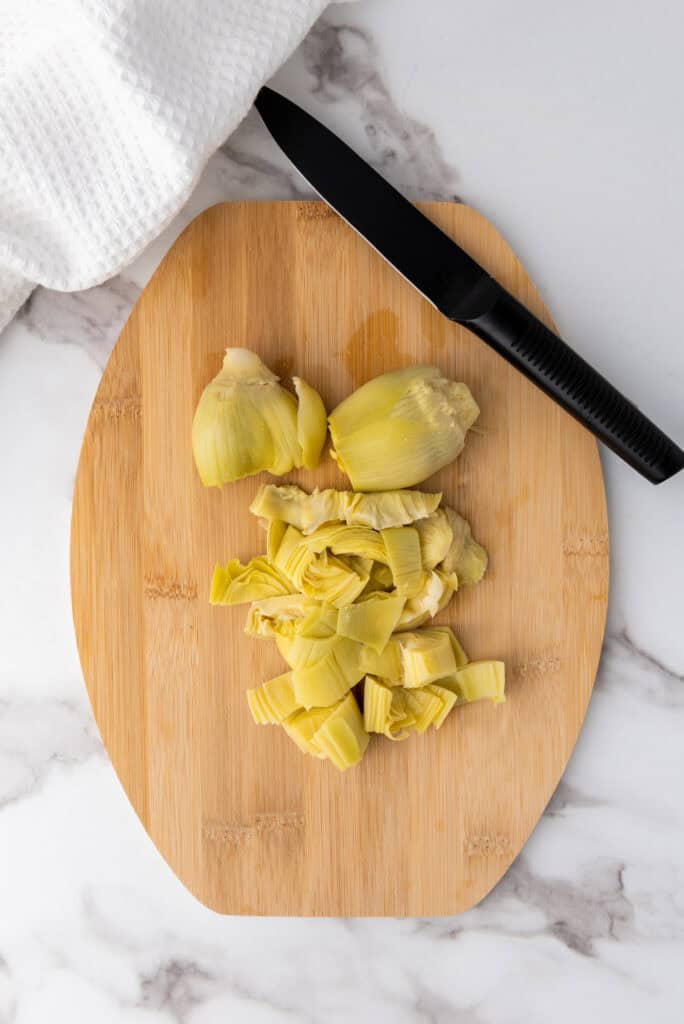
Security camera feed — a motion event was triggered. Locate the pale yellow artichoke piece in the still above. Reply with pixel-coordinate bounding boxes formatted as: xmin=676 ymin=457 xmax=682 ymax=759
xmin=311 ymin=693 xmax=369 ymax=771
xmin=395 ymin=570 xmax=457 ymax=630
xmin=303 ymin=524 xmax=388 ymax=563
xmin=415 ymin=509 xmax=453 ymax=569
xmin=363 ymin=675 xmax=394 ymax=733
xmin=383 ymin=688 xmax=416 ymax=740
xmin=426 ymin=626 xmax=469 ymax=668
xmin=337 ymin=592 xmax=406 ymax=653
xmin=440 ymin=507 xmax=488 ymax=584
xmin=369 ymin=562 xmax=394 ymax=589
xmin=250 ymin=483 xmax=441 ymax=534
xmin=359 ymin=636 xmax=402 ymax=682
xmin=293 ymin=376 xmax=328 ymax=469
xmin=328 ymin=366 xmax=479 ymax=490
xmin=282 ymin=707 xmax=331 ymax=756
xmin=425 ymin=684 xmax=459 ymax=729
xmin=266 ymin=518 xmax=288 ymax=563
xmin=398 ymin=629 xmax=459 ymax=687
xmin=381 ymin=526 xmax=425 ymax=598
xmin=246 ymin=671 xmax=299 ymax=724
xmin=292 ymin=637 xmax=363 ymax=709
xmin=210 ymin=556 xmax=293 ymax=605
xmin=192 ymin=348 xmax=303 ymax=486
xmin=442 ymin=660 xmax=506 ymax=704
xmin=296 ymin=602 xmax=339 ymax=639
xmin=245 ymin=594 xmax=319 ymax=638
xmin=403 ymin=687 xmax=444 ymax=733
xmin=300 ymin=550 xmax=369 ymax=608
xmin=271 ymin=525 xmax=317 ymax=589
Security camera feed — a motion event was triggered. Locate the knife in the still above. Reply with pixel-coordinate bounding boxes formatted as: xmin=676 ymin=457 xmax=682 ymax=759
xmin=255 ymin=86 xmax=683 ymax=485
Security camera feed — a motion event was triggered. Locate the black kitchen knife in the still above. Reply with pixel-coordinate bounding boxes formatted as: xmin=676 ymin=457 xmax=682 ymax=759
xmin=255 ymin=86 xmax=683 ymax=485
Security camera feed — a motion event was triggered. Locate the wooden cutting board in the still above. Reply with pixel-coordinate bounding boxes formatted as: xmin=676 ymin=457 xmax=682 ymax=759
xmin=71 ymin=201 xmax=608 ymax=916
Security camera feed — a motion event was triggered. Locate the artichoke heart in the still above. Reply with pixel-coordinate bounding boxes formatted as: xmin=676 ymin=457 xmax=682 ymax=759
xmin=210 ymin=556 xmax=293 ymax=605
xmin=192 ymin=348 xmax=326 ymax=486
xmin=310 ymin=692 xmax=369 ymax=770
xmin=250 ymin=484 xmax=441 ymax=534
xmin=440 ymin=507 xmax=488 ymax=584
xmin=363 ymin=675 xmax=394 ymax=732
xmin=299 ymin=550 xmax=369 ymax=608
xmin=337 ymin=591 xmax=406 ymax=653
xmin=439 ymin=660 xmax=506 ymax=704
xmin=245 ymin=593 xmax=319 ymax=637
xmin=291 ymin=636 xmax=364 ymax=709
xmin=415 ymin=509 xmax=454 ymax=569
xmin=381 ymin=526 xmax=425 ymax=598
xmin=304 ymin=524 xmax=388 ymax=563
xmin=359 ymin=636 xmax=402 ymax=682
xmin=395 ymin=570 xmax=458 ymax=630
xmin=398 ymin=628 xmax=461 ymax=687
xmin=247 ymin=671 xmax=299 ymax=724
xmin=282 ymin=707 xmax=331 ymax=756
xmin=328 ymin=365 xmax=479 ymax=490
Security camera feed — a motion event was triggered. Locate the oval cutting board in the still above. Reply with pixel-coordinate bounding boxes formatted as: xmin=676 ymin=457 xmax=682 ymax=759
xmin=71 ymin=201 xmax=608 ymax=916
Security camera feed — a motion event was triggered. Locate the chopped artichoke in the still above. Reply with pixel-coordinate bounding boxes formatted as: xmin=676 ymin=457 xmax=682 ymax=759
xmin=428 ymin=625 xmax=469 ymax=668
xmin=384 ymin=689 xmax=416 ymax=740
xmin=271 ymin=525 xmax=317 ymax=589
xmin=328 ymin=366 xmax=479 ymax=490
xmin=246 ymin=671 xmax=299 ymax=724
xmin=395 ymin=570 xmax=458 ymax=630
xmin=337 ymin=592 xmax=406 ymax=653
xmin=363 ymin=675 xmax=394 ymax=732
xmin=369 ymin=562 xmax=394 ymax=589
xmin=192 ymin=349 xmax=326 ymax=486
xmin=311 ymin=692 xmax=369 ymax=770
xmin=266 ymin=518 xmax=287 ymax=562
xmin=293 ymin=376 xmax=328 ymax=468
xmin=441 ymin=660 xmax=506 ymax=704
xmin=299 ymin=550 xmax=369 ymax=608
xmin=403 ymin=687 xmax=444 ymax=733
xmin=425 ymin=684 xmax=459 ymax=729
xmin=245 ymin=594 xmax=319 ymax=637
xmin=359 ymin=636 xmax=402 ymax=682
xmin=398 ymin=629 xmax=460 ymax=687
xmin=296 ymin=602 xmax=339 ymax=638
xmin=440 ymin=507 xmax=488 ymax=584
xmin=303 ymin=524 xmax=388 ymax=563
xmin=210 ymin=557 xmax=293 ymax=605
xmin=250 ymin=483 xmax=441 ymax=534
xmin=415 ymin=509 xmax=453 ymax=569
xmin=292 ymin=636 xmax=363 ymax=709
xmin=282 ymin=707 xmax=331 ymax=756
xmin=381 ymin=526 xmax=425 ymax=598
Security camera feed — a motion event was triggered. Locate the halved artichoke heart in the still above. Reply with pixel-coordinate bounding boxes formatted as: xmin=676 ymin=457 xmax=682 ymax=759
xmin=328 ymin=365 xmax=479 ymax=490
xmin=250 ymin=483 xmax=441 ymax=534
xmin=191 ymin=348 xmax=327 ymax=486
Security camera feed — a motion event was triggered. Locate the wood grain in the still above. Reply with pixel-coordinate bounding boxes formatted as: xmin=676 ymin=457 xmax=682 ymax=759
xmin=70 ymin=201 xmax=609 ymax=916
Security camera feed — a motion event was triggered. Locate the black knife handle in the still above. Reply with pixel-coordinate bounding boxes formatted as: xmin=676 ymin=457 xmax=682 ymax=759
xmin=462 ymin=290 xmax=684 ymax=484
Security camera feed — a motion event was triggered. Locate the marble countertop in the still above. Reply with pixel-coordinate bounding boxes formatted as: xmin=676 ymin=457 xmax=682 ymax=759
xmin=1 ymin=1 xmax=683 ymax=1021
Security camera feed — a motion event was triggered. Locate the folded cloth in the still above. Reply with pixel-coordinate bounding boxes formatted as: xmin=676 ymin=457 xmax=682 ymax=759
xmin=0 ymin=0 xmax=334 ymax=331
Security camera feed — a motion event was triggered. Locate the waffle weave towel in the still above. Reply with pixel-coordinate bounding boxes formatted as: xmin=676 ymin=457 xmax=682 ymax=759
xmin=0 ymin=0 xmax=332 ymax=330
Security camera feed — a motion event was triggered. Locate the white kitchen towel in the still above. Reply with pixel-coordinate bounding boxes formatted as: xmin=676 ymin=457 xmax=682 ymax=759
xmin=0 ymin=0 xmax=335 ymax=331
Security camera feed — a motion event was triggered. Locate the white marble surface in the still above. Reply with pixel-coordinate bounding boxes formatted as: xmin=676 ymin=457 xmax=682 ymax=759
xmin=2 ymin=1 xmax=684 ymax=1021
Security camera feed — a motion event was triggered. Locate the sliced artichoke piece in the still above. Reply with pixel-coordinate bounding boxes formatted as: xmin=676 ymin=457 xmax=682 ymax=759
xmin=250 ymin=484 xmax=441 ymax=534
xmin=328 ymin=366 xmax=479 ymax=490
xmin=192 ymin=348 xmax=325 ymax=486
xmin=299 ymin=550 xmax=369 ymax=608
xmin=425 ymin=684 xmax=459 ymax=729
xmin=440 ymin=660 xmax=506 ymax=704
xmin=415 ymin=509 xmax=453 ymax=569
xmin=310 ymin=692 xmax=369 ymax=770
xmin=395 ymin=570 xmax=458 ymax=630
xmin=210 ymin=556 xmax=293 ymax=605
xmin=381 ymin=526 xmax=424 ymax=598
xmin=398 ymin=629 xmax=459 ymax=687
xmin=266 ymin=518 xmax=288 ymax=563
xmin=440 ymin=507 xmax=488 ymax=584
xmin=337 ymin=591 xmax=406 ymax=653
xmin=271 ymin=525 xmax=317 ymax=589
xmin=293 ymin=376 xmax=328 ymax=469
xmin=303 ymin=524 xmax=388 ymax=563
xmin=384 ymin=689 xmax=416 ymax=741
xmin=359 ymin=636 xmax=402 ymax=682
xmin=282 ymin=707 xmax=331 ymax=756
xmin=245 ymin=593 xmax=319 ymax=638
xmin=363 ymin=675 xmax=394 ymax=733
xmin=426 ymin=625 xmax=469 ymax=669
xmin=403 ymin=687 xmax=444 ymax=733
xmin=292 ymin=636 xmax=363 ymax=709
xmin=247 ymin=671 xmax=299 ymax=724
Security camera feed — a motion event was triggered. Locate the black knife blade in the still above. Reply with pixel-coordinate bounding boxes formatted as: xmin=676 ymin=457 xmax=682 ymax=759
xmin=255 ymin=86 xmax=684 ymax=485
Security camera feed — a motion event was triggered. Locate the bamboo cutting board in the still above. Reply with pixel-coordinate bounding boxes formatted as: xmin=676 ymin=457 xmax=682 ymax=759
xmin=71 ymin=201 xmax=608 ymax=916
